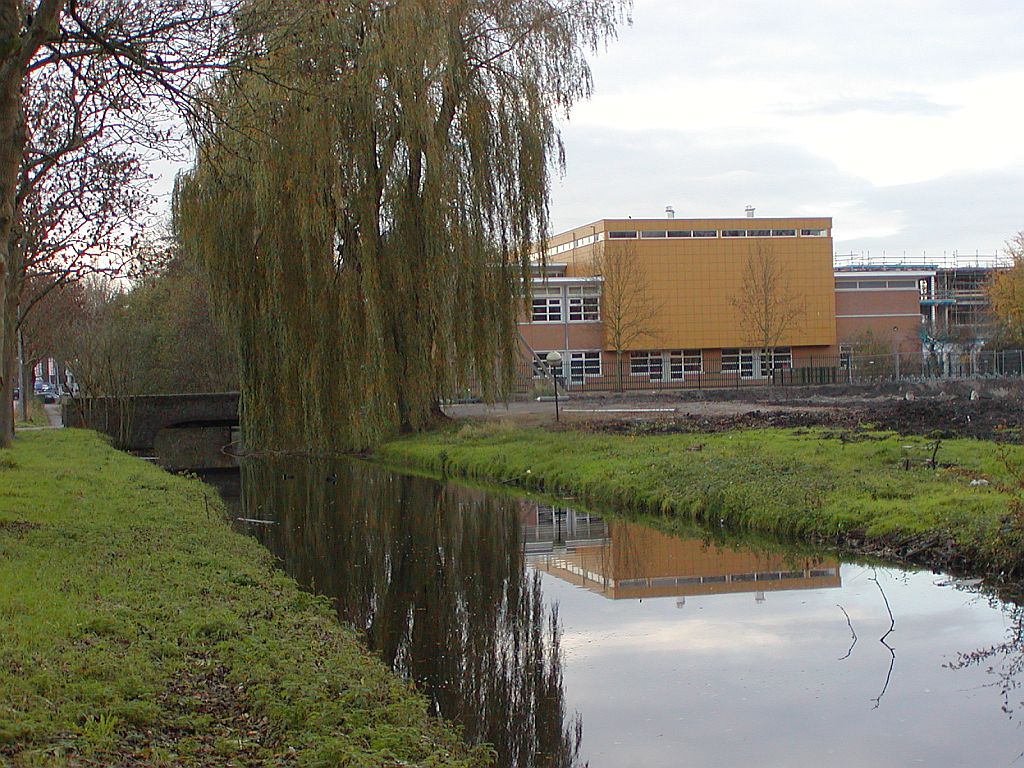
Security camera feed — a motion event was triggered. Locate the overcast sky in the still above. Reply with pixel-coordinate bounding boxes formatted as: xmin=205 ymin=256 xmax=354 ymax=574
xmin=548 ymin=0 xmax=1024 ymax=261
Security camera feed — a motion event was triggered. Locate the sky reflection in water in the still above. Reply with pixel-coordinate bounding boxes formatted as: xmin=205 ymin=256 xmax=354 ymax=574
xmin=231 ymin=458 xmax=1024 ymax=768
xmin=547 ymin=557 xmax=1020 ymax=767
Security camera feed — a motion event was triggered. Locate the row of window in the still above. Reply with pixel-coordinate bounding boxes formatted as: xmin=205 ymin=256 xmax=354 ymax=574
xmin=617 ymin=567 xmax=836 ymax=588
xmin=835 ymin=278 xmax=921 ymax=290
xmin=608 ymin=228 xmax=827 ymax=240
xmin=532 ymin=276 xmax=922 ymax=325
xmin=531 ymin=285 xmax=600 ymax=323
xmin=629 ymin=350 xmax=703 ymax=379
xmin=544 ymin=232 xmax=602 ymax=257
xmin=532 ymin=348 xmax=794 ymax=381
xmin=537 ymin=225 xmax=829 ymax=259
xmin=720 ymin=348 xmax=793 ymax=378
xmin=532 ymin=351 xmax=602 ymax=383
xmin=610 ymin=229 xmax=718 ymax=239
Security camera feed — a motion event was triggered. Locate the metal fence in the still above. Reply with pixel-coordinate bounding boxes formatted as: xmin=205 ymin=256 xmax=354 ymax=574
xmin=509 ymin=349 xmax=1024 ymax=396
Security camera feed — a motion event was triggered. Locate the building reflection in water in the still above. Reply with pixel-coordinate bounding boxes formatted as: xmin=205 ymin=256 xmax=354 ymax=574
xmin=520 ymin=503 xmax=841 ymax=601
xmin=236 ymin=459 xmax=840 ymax=767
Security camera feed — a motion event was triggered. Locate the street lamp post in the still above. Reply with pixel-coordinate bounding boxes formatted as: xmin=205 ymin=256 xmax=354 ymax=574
xmin=545 ymin=350 xmax=562 ymax=422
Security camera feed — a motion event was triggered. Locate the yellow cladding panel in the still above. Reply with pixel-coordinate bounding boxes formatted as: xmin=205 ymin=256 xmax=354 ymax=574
xmin=558 ymin=218 xmax=836 ymax=349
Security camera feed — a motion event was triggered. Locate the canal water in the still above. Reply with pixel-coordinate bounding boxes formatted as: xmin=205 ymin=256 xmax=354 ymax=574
xmin=215 ymin=458 xmax=1024 ymax=767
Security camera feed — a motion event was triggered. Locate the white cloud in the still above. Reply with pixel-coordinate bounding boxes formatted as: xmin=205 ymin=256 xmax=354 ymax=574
xmin=550 ymin=0 xmax=1024 ymax=254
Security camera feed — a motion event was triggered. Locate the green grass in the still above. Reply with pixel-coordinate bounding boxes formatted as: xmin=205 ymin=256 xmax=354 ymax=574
xmin=0 ymin=429 xmax=490 ymax=767
xmin=377 ymin=421 xmax=1024 ymax=578
xmin=13 ymin=399 xmax=49 ymax=428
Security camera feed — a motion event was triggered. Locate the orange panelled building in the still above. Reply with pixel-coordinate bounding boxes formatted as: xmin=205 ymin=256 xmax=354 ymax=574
xmin=518 ymin=215 xmax=837 ymax=384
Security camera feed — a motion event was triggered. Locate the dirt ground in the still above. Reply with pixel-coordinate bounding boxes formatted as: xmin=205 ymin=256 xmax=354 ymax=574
xmin=444 ymin=378 xmax=1024 ymax=442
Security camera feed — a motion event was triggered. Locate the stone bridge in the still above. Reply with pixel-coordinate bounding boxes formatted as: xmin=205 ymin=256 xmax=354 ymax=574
xmin=63 ymin=392 xmax=240 ymax=468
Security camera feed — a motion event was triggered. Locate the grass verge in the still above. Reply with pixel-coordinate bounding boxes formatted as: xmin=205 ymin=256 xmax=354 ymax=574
xmin=0 ymin=429 xmax=490 ymax=767
xmin=377 ymin=421 xmax=1024 ymax=581
xmin=13 ymin=399 xmax=49 ymax=428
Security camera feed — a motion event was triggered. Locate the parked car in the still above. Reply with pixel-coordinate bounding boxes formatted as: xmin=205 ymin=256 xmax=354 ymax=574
xmin=36 ymin=384 xmax=58 ymax=403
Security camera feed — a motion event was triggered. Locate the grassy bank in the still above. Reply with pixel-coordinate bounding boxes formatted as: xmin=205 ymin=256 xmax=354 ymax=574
xmin=377 ymin=422 xmax=1024 ymax=579
xmin=0 ymin=430 xmax=489 ymax=767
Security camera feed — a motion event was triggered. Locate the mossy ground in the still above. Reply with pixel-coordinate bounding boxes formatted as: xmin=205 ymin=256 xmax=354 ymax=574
xmin=377 ymin=421 xmax=1024 ymax=579
xmin=0 ymin=429 xmax=489 ymax=767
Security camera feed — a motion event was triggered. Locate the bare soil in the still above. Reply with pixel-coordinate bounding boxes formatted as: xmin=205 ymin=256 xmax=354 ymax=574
xmin=448 ymin=379 xmax=1024 ymax=442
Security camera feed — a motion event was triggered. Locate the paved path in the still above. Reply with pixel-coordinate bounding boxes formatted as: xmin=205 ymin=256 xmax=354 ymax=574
xmin=16 ymin=402 xmax=64 ymax=431
xmin=44 ymin=403 xmax=62 ymax=427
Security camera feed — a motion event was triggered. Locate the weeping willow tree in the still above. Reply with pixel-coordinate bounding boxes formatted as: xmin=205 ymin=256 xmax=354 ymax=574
xmin=174 ymin=0 xmax=630 ymax=452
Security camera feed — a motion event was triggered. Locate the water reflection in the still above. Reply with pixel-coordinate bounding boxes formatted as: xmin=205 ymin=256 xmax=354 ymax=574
xmin=949 ymin=597 xmax=1024 ymax=720
xmin=522 ymin=503 xmax=840 ymax=600
xmin=240 ymin=458 xmax=582 ymax=768
xmin=223 ymin=460 xmax=1024 ymax=767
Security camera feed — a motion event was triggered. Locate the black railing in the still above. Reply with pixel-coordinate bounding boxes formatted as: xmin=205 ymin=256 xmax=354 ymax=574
xmin=499 ymin=349 xmax=1024 ymax=396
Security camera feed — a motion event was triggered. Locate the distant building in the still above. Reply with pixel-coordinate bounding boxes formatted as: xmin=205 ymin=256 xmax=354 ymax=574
xmin=833 ymin=266 xmax=934 ymax=356
xmin=515 ymin=215 xmax=1011 ymax=391
xmin=834 ymin=261 xmax=1005 ymax=373
xmin=518 ymin=215 xmax=836 ymax=386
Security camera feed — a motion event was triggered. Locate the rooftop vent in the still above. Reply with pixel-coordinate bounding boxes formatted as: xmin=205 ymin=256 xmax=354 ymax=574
xmin=665 ymin=205 xmax=675 ymax=219
xmin=745 ymin=205 xmax=755 ymax=218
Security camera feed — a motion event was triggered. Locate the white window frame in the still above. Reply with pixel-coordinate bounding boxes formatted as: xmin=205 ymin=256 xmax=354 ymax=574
xmin=839 ymin=343 xmax=853 ymax=371
xmin=668 ymin=350 xmax=703 ymax=379
xmin=722 ymin=347 xmax=791 ymax=378
xmin=630 ymin=351 xmax=664 ymax=381
xmin=531 ymin=286 xmax=563 ymax=323
xmin=739 ymin=349 xmax=756 ymax=378
xmin=721 ymin=348 xmax=757 ymax=378
xmin=568 ymin=351 xmax=601 ymax=383
xmin=721 ymin=348 xmax=741 ymax=374
xmin=768 ymin=347 xmax=792 ymax=372
xmin=567 ymin=286 xmax=600 ymax=322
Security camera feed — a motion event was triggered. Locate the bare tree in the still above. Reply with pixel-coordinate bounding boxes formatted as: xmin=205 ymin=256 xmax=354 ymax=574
xmin=731 ymin=240 xmax=806 ymax=375
xmin=8 ymin=71 xmax=158 ymax=418
xmin=0 ymin=0 xmax=256 ymax=445
xmin=592 ymin=241 xmax=662 ymax=391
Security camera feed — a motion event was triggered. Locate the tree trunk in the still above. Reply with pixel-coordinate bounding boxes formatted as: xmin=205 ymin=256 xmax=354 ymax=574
xmin=18 ymin=348 xmax=29 ymax=421
xmin=0 ymin=44 xmax=26 ymax=447
xmin=0 ymin=0 xmax=58 ymax=444
xmin=0 ymin=297 xmax=13 ymax=439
